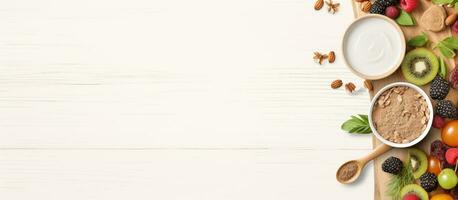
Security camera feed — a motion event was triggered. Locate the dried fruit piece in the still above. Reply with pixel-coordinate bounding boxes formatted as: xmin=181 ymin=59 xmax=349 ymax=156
xmin=345 ymin=82 xmax=356 ymax=94
xmin=331 ymin=79 xmax=343 ymax=89
xmin=446 ymin=13 xmax=458 ymax=26
xmin=361 ymin=1 xmax=372 ymax=12
xmin=314 ymin=0 xmax=324 ymax=10
xmin=364 ymin=80 xmax=373 ymax=91
xmin=328 ymin=51 xmax=335 ymax=63
xmin=449 ymin=67 xmax=458 ymax=88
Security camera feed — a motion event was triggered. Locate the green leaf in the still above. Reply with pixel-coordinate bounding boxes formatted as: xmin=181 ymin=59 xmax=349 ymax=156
xmin=439 ymin=57 xmax=448 ymax=79
xmin=438 ymin=42 xmax=456 ymax=58
xmin=455 ymin=2 xmax=458 ymax=12
xmin=341 ymin=114 xmax=372 ymax=134
xmin=407 ymin=33 xmax=428 ymax=47
xmin=396 ymin=10 xmax=416 ymax=26
xmin=432 ymin=0 xmax=454 ymax=4
xmin=442 ymin=37 xmax=458 ymax=49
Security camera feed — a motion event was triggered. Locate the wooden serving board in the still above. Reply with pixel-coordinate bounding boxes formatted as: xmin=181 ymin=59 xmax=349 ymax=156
xmin=350 ymin=1 xmax=458 ymax=199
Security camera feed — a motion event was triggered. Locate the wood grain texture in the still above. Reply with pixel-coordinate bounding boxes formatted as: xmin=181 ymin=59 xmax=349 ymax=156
xmin=0 ymin=0 xmax=374 ymax=199
xmin=351 ymin=1 xmax=457 ymax=199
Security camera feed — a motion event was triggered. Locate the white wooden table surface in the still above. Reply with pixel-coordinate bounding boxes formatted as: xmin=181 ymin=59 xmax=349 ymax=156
xmin=0 ymin=0 xmax=376 ymax=199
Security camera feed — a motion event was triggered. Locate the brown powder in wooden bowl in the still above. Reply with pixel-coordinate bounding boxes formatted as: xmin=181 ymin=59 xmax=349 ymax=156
xmin=337 ymin=161 xmax=359 ymax=182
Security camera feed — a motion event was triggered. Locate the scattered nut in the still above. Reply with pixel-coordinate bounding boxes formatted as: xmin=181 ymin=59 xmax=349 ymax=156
xmin=326 ymin=0 xmax=340 ymax=14
xmin=361 ymin=1 xmax=372 ymax=13
xmin=328 ymin=51 xmax=336 ymax=63
xmin=345 ymin=82 xmax=356 ymax=94
xmin=331 ymin=79 xmax=343 ymax=89
xmin=313 ymin=52 xmax=328 ymax=65
xmin=314 ymin=0 xmax=324 ymax=10
xmin=446 ymin=13 xmax=458 ymax=26
xmin=363 ymin=80 xmax=373 ymax=92
xmin=355 ymin=0 xmax=367 ymax=2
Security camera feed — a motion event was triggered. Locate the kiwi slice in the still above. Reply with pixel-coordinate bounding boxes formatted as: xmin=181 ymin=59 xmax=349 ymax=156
xmin=408 ymin=148 xmax=428 ymax=179
xmin=401 ymin=48 xmax=439 ymax=86
xmin=400 ymin=184 xmax=429 ymax=200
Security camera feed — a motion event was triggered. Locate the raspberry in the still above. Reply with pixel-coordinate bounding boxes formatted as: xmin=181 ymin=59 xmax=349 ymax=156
xmin=446 ymin=148 xmax=458 ymax=165
xmin=400 ymin=0 xmax=418 ymax=13
xmin=385 ymin=6 xmax=400 ymax=19
xmin=433 ymin=115 xmax=446 ymax=129
xmin=453 ymin=20 xmax=458 ymax=34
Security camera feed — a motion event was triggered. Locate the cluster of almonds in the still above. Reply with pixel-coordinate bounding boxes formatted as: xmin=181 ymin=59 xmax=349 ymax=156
xmin=313 ymin=51 xmax=335 ymax=65
xmin=314 ymin=0 xmax=340 ymax=14
xmin=354 ymin=0 xmax=373 ymax=13
xmin=331 ymin=79 xmax=373 ymax=94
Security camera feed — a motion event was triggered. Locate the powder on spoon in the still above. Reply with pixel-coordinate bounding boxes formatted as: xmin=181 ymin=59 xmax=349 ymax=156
xmin=338 ymin=161 xmax=359 ymax=182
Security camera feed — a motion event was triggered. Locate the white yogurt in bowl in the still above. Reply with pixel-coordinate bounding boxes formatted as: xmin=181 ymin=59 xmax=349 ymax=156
xmin=342 ymin=14 xmax=405 ymax=80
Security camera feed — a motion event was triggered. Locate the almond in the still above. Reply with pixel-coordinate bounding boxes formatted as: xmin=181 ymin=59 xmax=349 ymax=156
xmin=331 ymin=79 xmax=343 ymax=89
xmin=364 ymin=80 xmax=373 ymax=92
xmin=446 ymin=13 xmax=458 ymax=26
xmin=328 ymin=51 xmax=336 ymax=63
xmin=314 ymin=0 xmax=324 ymax=10
xmin=345 ymin=82 xmax=356 ymax=94
xmin=361 ymin=1 xmax=372 ymax=13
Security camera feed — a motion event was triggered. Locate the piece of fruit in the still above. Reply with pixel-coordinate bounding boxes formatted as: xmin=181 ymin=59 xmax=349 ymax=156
xmin=386 ymin=6 xmax=400 ymax=19
xmin=404 ymin=194 xmax=421 ymax=200
xmin=430 ymin=76 xmax=450 ymax=100
xmin=428 ymin=156 xmax=442 ymax=175
xmin=436 ymin=100 xmax=458 ymax=119
xmin=400 ymin=184 xmax=429 ymax=200
xmin=438 ymin=168 xmax=458 ymax=189
xmin=453 ymin=21 xmax=458 ymax=34
xmin=401 ymin=48 xmax=439 ymax=86
xmin=442 ymin=121 xmax=458 ymax=147
xmin=382 ymin=156 xmax=403 ymax=175
xmin=408 ymin=148 xmax=428 ymax=179
xmin=449 ymin=67 xmax=458 ymax=88
xmin=401 ymin=0 xmax=418 ymax=13
xmin=433 ymin=115 xmax=446 ymax=129
xmin=420 ymin=172 xmax=438 ymax=192
xmin=431 ymin=140 xmax=448 ymax=162
xmin=377 ymin=0 xmax=399 ymax=7
xmin=445 ymin=148 xmax=458 ymax=165
xmin=431 ymin=194 xmax=453 ymax=200
xmin=370 ymin=2 xmax=386 ymax=14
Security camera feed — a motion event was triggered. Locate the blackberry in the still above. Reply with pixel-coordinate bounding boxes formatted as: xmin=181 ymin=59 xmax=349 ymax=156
xmin=382 ymin=156 xmax=403 ymax=175
xmin=369 ymin=2 xmax=385 ymax=15
xmin=420 ymin=172 xmax=438 ymax=192
xmin=376 ymin=0 xmax=399 ymax=7
xmin=436 ymin=100 xmax=458 ymax=119
xmin=430 ymin=76 xmax=450 ymax=100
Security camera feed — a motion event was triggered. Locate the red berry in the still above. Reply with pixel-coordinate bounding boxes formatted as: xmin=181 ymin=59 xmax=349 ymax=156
xmin=452 ymin=20 xmax=458 ymax=34
xmin=385 ymin=6 xmax=400 ymax=19
xmin=433 ymin=115 xmax=446 ymax=129
xmin=446 ymin=148 xmax=458 ymax=165
xmin=403 ymin=194 xmax=420 ymax=200
xmin=449 ymin=67 xmax=458 ymax=88
xmin=401 ymin=0 xmax=418 ymax=13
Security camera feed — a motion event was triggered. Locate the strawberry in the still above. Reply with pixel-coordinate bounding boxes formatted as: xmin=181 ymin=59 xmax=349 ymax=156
xmin=400 ymin=0 xmax=418 ymax=13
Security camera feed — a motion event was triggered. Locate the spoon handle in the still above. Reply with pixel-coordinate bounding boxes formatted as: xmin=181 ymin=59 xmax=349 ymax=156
xmin=359 ymin=144 xmax=392 ymax=165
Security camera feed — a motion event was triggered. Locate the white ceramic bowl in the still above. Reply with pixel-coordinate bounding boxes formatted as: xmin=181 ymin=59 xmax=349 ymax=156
xmin=368 ymin=82 xmax=433 ymax=148
xmin=342 ymin=14 xmax=406 ymax=80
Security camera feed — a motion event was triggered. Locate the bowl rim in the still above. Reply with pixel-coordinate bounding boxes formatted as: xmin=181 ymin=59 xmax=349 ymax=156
xmin=368 ymin=82 xmax=433 ymax=148
xmin=341 ymin=14 xmax=406 ymax=80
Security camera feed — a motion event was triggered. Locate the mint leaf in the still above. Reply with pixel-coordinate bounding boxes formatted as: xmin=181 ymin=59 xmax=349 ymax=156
xmin=396 ymin=10 xmax=415 ymax=26
xmin=439 ymin=57 xmax=448 ymax=79
xmin=432 ymin=0 xmax=454 ymax=4
xmin=407 ymin=33 xmax=428 ymax=47
xmin=442 ymin=37 xmax=458 ymax=49
xmin=341 ymin=115 xmax=372 ymax=134
xmin=438 ymin=42 xmax=456 ymax=58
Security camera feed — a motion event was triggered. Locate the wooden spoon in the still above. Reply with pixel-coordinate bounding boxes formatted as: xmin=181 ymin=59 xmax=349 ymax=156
xmin=336 ymin=144 xmax=392 ymax=184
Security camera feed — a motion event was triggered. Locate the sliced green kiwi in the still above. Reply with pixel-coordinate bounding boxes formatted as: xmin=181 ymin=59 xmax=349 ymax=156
xmin=408 ymin=148 xmax=428 ymax=179
xmin=400 ymin=184 xmax=429 ymax=200
xmin=401 ymin=48 xmax=439 ymax=86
